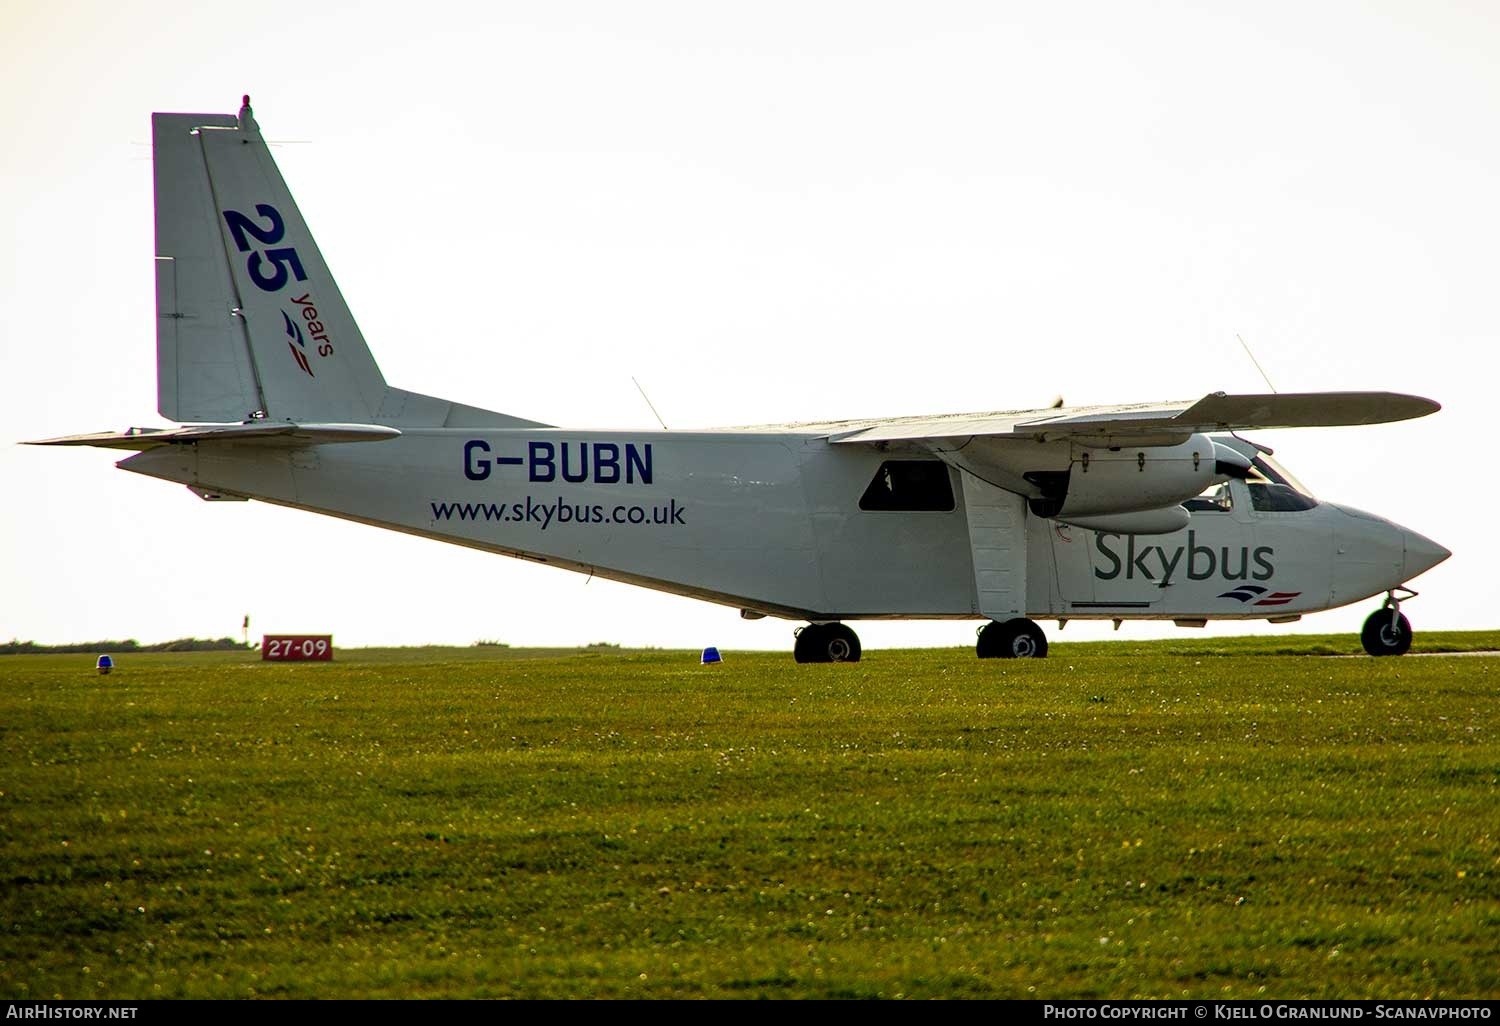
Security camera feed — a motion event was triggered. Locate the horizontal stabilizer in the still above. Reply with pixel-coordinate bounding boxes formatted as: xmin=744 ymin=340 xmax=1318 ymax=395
xmin=27 ymin=422 xmax=402 ymax=451
xmin=827 ymin=391 xmax=1440 ymax=446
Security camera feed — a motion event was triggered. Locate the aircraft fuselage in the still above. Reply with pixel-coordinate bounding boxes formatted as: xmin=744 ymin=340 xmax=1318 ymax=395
xmin=118 ymin=429 xmax=1433 ymax=626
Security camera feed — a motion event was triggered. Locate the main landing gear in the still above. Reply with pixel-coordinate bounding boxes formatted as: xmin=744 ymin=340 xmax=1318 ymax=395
xmin=794 ymin=622 xmax=862 ymax=663
xmin=1361 ymin=588 xmax=1418 ymax=656
xmin=791 ymin=618 xmax=1051 ymax=662
xmin=976 ymin=617 xmax=1048 ymax=659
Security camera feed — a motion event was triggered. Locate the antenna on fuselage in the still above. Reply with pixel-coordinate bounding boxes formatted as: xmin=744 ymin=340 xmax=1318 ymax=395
xmin=1236 ymin=334 xmax=1278 ymax=394
xmin=1233 ymin=334 xmax=1278 ymax=454
xmin=632 ymin=377 xmax=670 ymax=430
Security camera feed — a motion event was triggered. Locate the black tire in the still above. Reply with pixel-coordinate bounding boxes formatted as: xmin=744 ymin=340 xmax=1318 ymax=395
xmin=794 ymin=623 xmax=862 ymax=663
xmin=1361 ymin=609 xmax=1412 ymax=656
xmin=976 ymin=620 xmax=1002 ymax=659
xmin=977 ymin=618 xmax=1048 ymax=659
xmin=793 ymin=624 xmax=822 ymax=664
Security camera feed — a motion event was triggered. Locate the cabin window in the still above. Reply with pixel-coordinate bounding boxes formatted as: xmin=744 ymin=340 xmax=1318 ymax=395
xmin=859 ymin=460 xmax=955 ymax=512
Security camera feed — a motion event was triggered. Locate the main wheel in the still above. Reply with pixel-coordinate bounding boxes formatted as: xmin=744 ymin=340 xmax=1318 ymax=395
xmin=977 ymin=618 xmax=1048 ymax=659
xmin=794 ymin=623 xmax=862 ymax=663
xmin=1361 ymin=609 xmax=1412 ymax=656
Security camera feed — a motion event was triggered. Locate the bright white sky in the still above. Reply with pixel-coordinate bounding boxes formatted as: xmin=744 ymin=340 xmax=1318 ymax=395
xmin=3 ymin=1 xmax=1496 ymax=652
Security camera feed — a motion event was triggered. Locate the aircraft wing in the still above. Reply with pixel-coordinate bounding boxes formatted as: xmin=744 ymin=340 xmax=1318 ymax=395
xmin=26 ymin=423 xmax=402 ymax=451
xmin=826 ymin=392 xmax=1440 ymax=447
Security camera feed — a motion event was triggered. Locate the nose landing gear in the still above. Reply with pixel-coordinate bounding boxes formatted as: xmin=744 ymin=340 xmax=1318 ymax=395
xmin=1361 ymin=588 xmax=1418 ymax=656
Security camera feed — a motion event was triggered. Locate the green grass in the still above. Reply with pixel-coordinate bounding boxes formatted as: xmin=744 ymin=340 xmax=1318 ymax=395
xmin=2 ymin=637 xmax=1496 ymax=999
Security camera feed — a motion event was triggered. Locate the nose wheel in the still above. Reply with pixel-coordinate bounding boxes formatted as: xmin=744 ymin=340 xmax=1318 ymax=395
xmin=1361 ymin=590 xmax=1416 ymax=656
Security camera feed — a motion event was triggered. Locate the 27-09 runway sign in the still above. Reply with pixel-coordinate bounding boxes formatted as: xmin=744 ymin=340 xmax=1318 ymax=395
xmin=261 ymin=635 xmax=333 ymax=661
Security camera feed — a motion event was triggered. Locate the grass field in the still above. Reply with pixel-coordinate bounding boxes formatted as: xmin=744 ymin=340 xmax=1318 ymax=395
xmin=2 ymin=634 xmax=1497 ymax=999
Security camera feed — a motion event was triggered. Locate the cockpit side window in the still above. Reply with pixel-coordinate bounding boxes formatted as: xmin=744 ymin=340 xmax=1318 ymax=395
xmin=859 ymin=460 xmax=956 ymax=511
xmin=1184 ymin=482 xmax=1233 ymax=512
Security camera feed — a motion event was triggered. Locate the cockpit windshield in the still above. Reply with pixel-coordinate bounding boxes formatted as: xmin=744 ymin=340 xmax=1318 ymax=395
xmin=1214 ymin=437 xmax=1319 ymax=513
xmin=1246 ymin=453 xmax=1318 ymax=512
xmin=1250 ymin=451 xmax=1313 ymax=497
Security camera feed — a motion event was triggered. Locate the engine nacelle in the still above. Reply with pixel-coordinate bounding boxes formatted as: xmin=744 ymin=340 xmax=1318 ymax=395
xmin=1056 ymin=505 xmax=1191 ymax=536
xmin=1026 ymin=435 xmax=1250 ymax=518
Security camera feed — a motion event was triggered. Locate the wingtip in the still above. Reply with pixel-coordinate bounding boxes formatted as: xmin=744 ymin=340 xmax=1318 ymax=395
xmin=1384 ymin=393 xmax=1441 ymax=420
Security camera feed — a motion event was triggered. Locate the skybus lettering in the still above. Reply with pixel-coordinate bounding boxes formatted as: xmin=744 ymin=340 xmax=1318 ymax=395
xmin=1094 ymin=530 xmax=1274 ymax=583
xmin=463 ymin=440 xmax=653 ymax=485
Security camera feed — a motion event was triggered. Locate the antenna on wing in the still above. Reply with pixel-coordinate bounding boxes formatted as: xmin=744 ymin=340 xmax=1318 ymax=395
xmin=1237 ymin=334 xmax=1278 ymax=394
xmin=632 ymin=377 xmax=670 ymax=430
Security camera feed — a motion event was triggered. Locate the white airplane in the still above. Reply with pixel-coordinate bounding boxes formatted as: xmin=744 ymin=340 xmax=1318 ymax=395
xmin=33 ymin=98 xmax=1450 ymax=662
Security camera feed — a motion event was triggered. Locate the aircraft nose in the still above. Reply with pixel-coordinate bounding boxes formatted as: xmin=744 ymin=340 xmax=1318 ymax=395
xmin=1402 ymin=528 xmax=1451 ymax=580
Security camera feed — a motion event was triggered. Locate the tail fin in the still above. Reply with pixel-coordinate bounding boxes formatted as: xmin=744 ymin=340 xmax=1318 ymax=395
xmin=153 ymin=97 xmax=542 ymax=429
